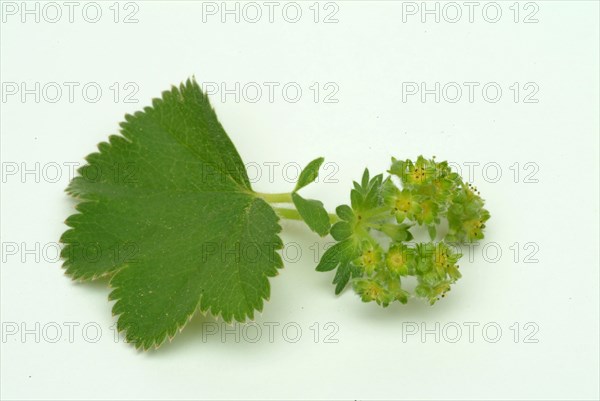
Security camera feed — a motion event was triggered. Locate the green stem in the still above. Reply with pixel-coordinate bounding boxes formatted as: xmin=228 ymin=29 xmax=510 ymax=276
xmin=273 ymin=207 xmax=339 ymax=224
xmin=257 ymin=192 xmax=339 ymax=223
xmin=255 ymin=192 xmax=293 ymax=204
xmin=273 ymin=207 xmax=302 ymax=221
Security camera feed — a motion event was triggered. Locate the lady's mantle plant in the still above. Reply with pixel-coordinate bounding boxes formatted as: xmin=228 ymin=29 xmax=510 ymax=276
xmin=61 ymin=79 xmax=490 ymax=349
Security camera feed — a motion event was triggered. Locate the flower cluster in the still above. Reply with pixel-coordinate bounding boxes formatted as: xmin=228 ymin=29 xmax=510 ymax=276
xmin=316 ymin=156 xmax=489 ymax=307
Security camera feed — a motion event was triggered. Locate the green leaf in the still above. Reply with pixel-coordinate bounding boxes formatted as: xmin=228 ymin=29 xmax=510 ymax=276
xmin=294 ymin=157 xmax=324 ymax=192
xmin=330 ymin=221 xmax=352 ymax=241
xmin=335 ymin=204 xmax=354 ymax=221
xmin=334 ymin=258 xmax=361 ymax=295
xmin=291 ymin=192 xmax=330 ymax=237
xmin=316 ymin=242 xmax=345 ymax=272
xmin=315 ymin=240 xmax=359 ymax=293
xmin=428 ymin=225 xmax=437 ymax=240
xmin=361 ymin=168 xmax=370 ymax=188
xmin=350 ymin=189 xmax=362 ymax=209
xmin=380 ymin=223 xmax=413 ymax=242
xmin=61 ymin=79 xmax=283 ymax=349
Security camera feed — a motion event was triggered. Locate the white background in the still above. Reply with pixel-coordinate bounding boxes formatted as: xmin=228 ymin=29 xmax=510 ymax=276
xmin=1 ymin=1 xmax=599 ymax=400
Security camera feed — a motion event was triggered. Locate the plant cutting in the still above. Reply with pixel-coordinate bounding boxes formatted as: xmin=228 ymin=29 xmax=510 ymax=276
xmin=61 ymin=79 xmax=490 ymax=349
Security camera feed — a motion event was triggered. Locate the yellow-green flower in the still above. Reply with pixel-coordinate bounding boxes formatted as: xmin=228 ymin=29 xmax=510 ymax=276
xmin=433 ymin=242 xmax=462 ymax=279
xmin=385 ymin=244 xmax=413 ymax=277
xmin=353 ymin=242 xmax=383 ymax=275
xmin=353 ymin=278 xmax=394 ymax=307
xmin=388 ymin=189 xmax=421 ymax=223
xmin=415 ymin=198 xmax=439 ymax=225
